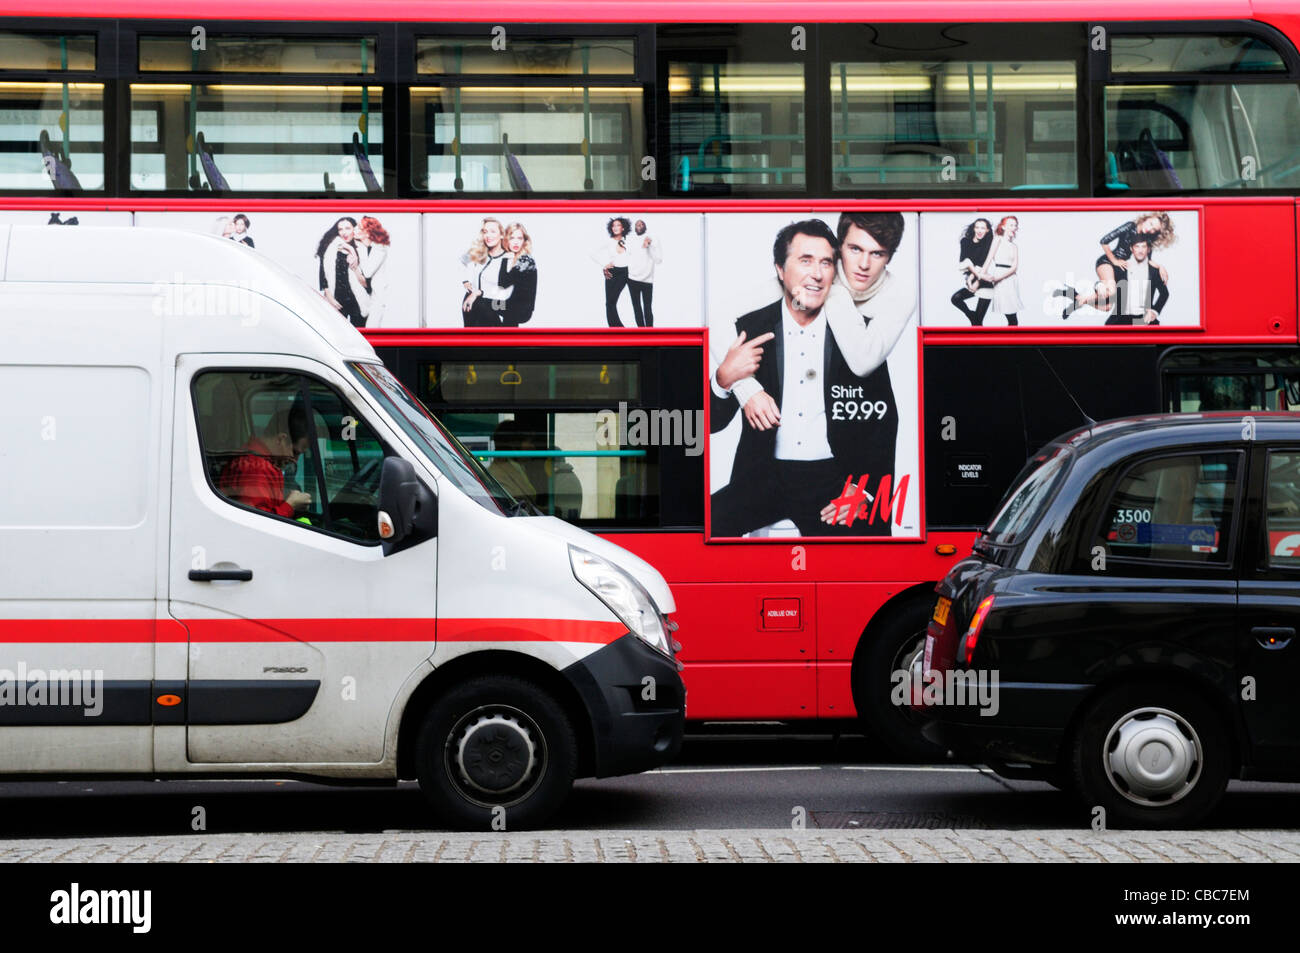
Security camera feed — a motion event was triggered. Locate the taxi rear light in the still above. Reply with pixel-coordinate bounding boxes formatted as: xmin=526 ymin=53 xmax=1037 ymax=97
xmin=961 ymin=595 xmax=996 ymax=666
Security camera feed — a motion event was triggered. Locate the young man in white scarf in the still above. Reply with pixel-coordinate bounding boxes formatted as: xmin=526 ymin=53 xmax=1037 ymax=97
xmin=725 ymin=213 xmax=915 ymax=432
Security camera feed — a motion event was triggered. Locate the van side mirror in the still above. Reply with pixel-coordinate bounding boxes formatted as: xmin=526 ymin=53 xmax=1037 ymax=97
xmin=378 ymin=456 xmax=437 ymax=547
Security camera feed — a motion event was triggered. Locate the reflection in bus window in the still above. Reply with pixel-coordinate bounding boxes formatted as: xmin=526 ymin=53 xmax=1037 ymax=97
xmin=668 ymin=61 xmax=805 ymax=192
xmin=0 ymin=32 xmax=95 ymax=70
xmin=139 ymin=35 xmax=377 ymax=73
xmin=830 ymin=60 xmax=1077 ymax=190
xmin=416 ymin=37 xmax=635 ymax=75
xmin=1104 ymin=82 xmax=1300 ymax=190
xmin=129 ymin=85 xmax=383 ymax=193
xmin=0 ymin=82 xmax=104 ymax=191
xmin=409 ymin=85 xmax=643 ymax=193
xmin=1111 ymin=34 xmax=1287 ymax=74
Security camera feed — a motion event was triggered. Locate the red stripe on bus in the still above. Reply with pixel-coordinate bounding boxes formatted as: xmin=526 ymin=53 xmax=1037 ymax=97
xmin=0 ymin=619 xmax=623 ymax=644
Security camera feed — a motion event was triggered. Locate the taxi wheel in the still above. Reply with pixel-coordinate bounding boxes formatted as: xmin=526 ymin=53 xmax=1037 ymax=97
xmin=854 ymin=597 xmax=946 ymax=762
xmin=1070 ymin=683 xmax=1229 ymax=829
xmin=415 ymin=675 xmax=577 ymax=831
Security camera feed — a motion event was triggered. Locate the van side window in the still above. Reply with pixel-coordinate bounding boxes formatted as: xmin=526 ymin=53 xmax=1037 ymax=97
xmin=1265 ymin=452 xmax=1300 ymax=567
xmin=194 ymin=371 xmax=392 ymax=544
xmin=1097 ymin=452 xmax=1239 ymax=564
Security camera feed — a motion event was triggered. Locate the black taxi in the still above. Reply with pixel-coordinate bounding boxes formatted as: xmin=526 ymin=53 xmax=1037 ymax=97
xmin=917 ymin=412 xmax=1300 ymax=828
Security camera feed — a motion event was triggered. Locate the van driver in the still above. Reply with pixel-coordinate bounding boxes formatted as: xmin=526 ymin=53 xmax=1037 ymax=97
xmin=218 ymin=406 xmax=313 ymax=517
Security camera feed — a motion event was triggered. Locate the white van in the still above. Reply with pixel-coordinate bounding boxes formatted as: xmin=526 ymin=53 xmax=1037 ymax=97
xmin=0 ymin=225 xmax=684 ymax=829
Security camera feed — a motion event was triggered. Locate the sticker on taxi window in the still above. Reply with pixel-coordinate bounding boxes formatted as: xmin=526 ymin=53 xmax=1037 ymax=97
xmin=1108 ymin=523 xmax=1220 ymax=552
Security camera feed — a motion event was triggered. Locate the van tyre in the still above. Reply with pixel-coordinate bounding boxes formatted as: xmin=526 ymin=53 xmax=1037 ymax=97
xmin=415 ymin=676 xmax=577 ymax=830
xmin=853 ymin=596 xmax=946 ymax=762
xmin=1071 ymin=683 xmax=1229 ymax=829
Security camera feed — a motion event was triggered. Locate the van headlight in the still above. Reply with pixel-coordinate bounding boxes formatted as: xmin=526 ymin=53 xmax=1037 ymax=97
xmin=569 ymin=546 xmax=672 ymax=657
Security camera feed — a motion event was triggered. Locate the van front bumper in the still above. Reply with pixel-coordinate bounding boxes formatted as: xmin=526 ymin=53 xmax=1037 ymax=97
xmin=562 ymin=633 xmax=685 ymax=779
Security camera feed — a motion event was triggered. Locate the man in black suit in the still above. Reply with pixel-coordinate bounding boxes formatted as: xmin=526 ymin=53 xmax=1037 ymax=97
xmin=709 ymin=217 xmax=903 ymax=538
xmin=1107 ymin=239 xmax=1169 ymax=325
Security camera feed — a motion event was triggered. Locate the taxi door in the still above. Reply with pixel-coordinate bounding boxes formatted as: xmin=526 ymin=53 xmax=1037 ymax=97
xmin=1237 ymin=444 xmax=1300 ymax=772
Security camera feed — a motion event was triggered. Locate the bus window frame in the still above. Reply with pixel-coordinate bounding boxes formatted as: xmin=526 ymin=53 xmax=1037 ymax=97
xmin=377 ymin=340 xmax=706 ymax=533
xmin=0 ymin=18 xmax=112 ymax=196
xmin=401 ymin=22 xmax=655 ymax=199
xmin=118 ymin=17 xmax=399 ymax=198
xmin=1091 ymin=18 xmax=1300 ymax=196
xmin=817 ymin=21 xmax=1089 ymax=199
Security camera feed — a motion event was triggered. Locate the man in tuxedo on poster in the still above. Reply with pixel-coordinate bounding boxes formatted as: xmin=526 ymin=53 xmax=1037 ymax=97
xmin=709 ymin=215 xmax=913 ymax=538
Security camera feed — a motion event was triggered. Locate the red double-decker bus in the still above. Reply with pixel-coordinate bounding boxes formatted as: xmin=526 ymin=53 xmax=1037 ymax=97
xmin=4 ymin=0 xmax=1300 ymax=756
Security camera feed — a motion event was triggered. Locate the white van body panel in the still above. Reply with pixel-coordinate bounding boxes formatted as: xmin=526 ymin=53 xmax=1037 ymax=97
xmin=3 ymin=226 xmax=376 ymax=364
xmin=526 ymin=516 xmax=676 ymax=614
xmin=0 ymin=226 xmax=676 ymax=783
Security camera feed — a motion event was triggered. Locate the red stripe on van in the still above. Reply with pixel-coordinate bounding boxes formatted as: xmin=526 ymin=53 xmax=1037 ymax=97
xmin=0 ymin=618 xmax=623 ymax=645
xmin=439 ymin=619 xmax=625 ymax=644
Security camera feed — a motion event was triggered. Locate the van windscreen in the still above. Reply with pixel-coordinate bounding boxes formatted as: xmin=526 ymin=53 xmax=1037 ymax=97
xmin=350 ymin=361 xmax=514 ymax=515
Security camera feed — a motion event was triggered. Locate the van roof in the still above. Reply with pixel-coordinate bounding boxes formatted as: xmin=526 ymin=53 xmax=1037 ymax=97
xmin=0 ymin=224 xmax=377 ymax=363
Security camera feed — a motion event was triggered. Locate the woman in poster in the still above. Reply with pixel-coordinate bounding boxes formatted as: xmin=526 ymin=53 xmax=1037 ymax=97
xmin=356 ymin=216 xmax=391 ymax=327
xmin=592 ymin=216 xmax=632 ymax=327
xmin=459 ymin=217 xmax=512 ymax=328
xmin=315 ymin=216 xmax=367 ymax=327
xmin=1056 ymin=212 xmax=1176 ymax=319
xmin=983 ymin=216 xmax=1022 ymax=326
xmin=949 ymin=217 xmax=994 ymax=326
xmin=497 ymin=222 xmax=538 ymax=327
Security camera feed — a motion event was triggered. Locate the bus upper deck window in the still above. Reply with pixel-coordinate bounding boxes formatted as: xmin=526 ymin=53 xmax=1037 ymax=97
xmin=1104 ymin=32 xmax=1300 ymax=192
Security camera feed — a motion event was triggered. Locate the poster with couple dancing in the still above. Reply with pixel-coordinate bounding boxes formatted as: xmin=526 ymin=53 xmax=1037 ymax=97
xmin=420 ymin=213 xmax=703 ymax=329
xmin=919 ymin=210 xmax=1201 ymax=328
xmin=134 ymin=211 xmax=422 ymax=329
xmin=704 ymin=212 xmax=923 ymax=541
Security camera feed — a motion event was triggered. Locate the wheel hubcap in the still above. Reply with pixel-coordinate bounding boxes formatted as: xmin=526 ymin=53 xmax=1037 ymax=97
xmin=450 ymin=708 xmax=541 ymax=802
xmin=1103 ymin=707 xmax=1202 ymax=806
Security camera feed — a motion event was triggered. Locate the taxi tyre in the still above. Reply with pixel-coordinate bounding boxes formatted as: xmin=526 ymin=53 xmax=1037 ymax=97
xmin=1070 ymin=682 xmax=1230 ymax=829
xmin=415 ymin=675 xmax=577 ymax=830
xmin=855 ymin=595 xmax=946 ymax=762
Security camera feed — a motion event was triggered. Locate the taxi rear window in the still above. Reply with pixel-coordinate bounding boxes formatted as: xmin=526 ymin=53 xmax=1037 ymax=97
xmin=1098 ymin=451 xmax=1240 ymax=564
xmin=984 ymin=446 xmax=1072 ymax=545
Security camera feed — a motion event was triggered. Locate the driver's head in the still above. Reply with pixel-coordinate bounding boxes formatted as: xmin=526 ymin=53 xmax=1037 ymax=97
xmin=263 ymin=405 xmax=310 ymax=464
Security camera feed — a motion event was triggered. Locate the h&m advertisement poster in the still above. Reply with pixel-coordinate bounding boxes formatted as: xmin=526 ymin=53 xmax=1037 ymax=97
xmin=705 ymin=212 xmax=922 ymax=541
xmin=920 ymin=210 xmax=1201 ymax=328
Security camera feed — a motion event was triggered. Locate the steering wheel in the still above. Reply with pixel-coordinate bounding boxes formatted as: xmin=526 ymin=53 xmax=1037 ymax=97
xmin=336 ymin=456 xmax=384 ymax=501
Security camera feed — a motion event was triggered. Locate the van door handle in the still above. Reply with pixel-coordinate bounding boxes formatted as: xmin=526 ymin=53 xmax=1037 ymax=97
xmin=1252 ymin=626 xmax=1294 ymax=649
xmin=188 ymin=569 xmax=253 ymax=582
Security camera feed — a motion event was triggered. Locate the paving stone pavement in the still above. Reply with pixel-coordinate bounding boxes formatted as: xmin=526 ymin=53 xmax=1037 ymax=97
xmin=1 ymin=829 xmax=1298 ymax=862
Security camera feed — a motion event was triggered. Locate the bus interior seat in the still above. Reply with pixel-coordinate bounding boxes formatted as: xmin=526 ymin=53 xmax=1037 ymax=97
xmin=1114 ymin=128 xmax=1182 ymax=190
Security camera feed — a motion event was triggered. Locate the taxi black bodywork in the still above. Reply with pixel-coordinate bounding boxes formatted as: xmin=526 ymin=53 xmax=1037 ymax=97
xmin=919 ymin=413 xmax=1300 ymax=827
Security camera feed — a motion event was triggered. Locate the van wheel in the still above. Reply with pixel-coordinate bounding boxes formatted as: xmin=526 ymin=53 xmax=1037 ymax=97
xmin=415 ymin=676 xmax=577 ymax=830
xmin=853 ymin=596 xmax=946 ymax=762
xmin=1070 ymin=683 xmax=1229 ymax=829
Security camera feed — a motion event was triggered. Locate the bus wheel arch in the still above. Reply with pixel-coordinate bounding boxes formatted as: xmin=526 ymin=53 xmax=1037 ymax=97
xmin=849 ymin=583 xmax=945 ymax=761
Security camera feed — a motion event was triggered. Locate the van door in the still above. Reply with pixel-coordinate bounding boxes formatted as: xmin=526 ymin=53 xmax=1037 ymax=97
xmin=167 ymin=355 xmax=437 ymax=765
